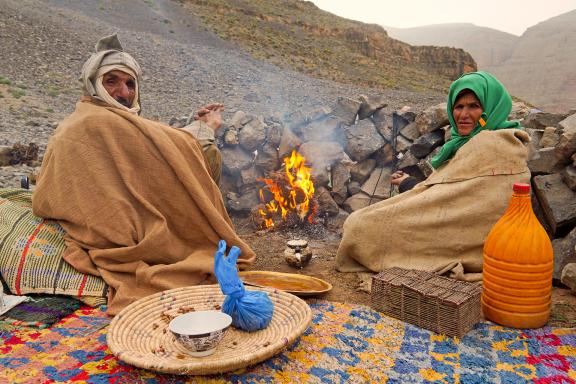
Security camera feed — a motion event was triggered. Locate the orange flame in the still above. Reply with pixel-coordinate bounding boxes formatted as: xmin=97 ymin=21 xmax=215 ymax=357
xmin=257 ymin=150 xmax=316 ymax=229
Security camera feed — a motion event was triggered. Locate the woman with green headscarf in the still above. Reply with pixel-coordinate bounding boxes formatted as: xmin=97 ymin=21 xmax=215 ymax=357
xmin=337 ymin=71 xmax=530 ymax=282
xmin=392 ymin=71 xmax=523 ymax=191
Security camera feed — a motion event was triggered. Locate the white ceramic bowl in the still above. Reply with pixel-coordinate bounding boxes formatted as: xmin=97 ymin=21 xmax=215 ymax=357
xmin=169 ymin=310 xmax=232 ymax=357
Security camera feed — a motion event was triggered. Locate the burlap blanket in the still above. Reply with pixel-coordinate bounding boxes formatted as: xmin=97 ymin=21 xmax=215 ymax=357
xmin=32 ymin=99 xmax=255 ymax=314
xmin=336 ymin=129 xmax=530 ymax=281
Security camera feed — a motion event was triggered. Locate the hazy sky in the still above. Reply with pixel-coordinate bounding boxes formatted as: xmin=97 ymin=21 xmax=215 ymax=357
xmin=309 ymin=0 xmax=576 ymax=36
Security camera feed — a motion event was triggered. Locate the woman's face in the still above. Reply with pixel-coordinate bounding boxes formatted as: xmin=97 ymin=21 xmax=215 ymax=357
xmin=453 ymin=92 xmax=483 ymax=136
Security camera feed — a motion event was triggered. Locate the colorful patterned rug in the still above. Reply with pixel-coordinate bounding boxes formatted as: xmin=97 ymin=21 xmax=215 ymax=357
xmin=1 ymin=300 xmax=575 ymax=383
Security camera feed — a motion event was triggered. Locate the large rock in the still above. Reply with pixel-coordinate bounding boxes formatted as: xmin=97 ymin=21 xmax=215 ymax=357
xmin=266 ymin=121 xmax=284 ymax=147
xmin=562 ymin=165 xmax=576 ymax=191
xmin=555 ymin=113 xmax=576 ymax=163
xmin=539 ymin=127 xmax=560 ymax=148
xmin=409 ymin=129 xmax=445 ymax=159
xmin=299 ymin=141 xmax=347 ymax=187
xmin=361 ymin=167 xmax=392 ymax=199
xmin=343 ymin=192 xmax=381 ymax=212
xmin=415 ymin=103 xmax=449 ymax=135
xmin=561 ymin=263 xmax=576 ymax=292
xmin=552 ymin=227 xmax=576 ymax=281
xmin=358 ymin=94 xmax=387 ymax=120
xmin=278 ymin=127 xmax=302 ymax=158
xmin=315 ymin=186 xmax=340 ymax=217
xmin=239 ymin=166 xmax=262 ymax=185
xmin=254 ymin=143 xmax=279 ymax=172
xmin=332 ymin=97 xmax=361 ymax=126
xmin=399 ymin=122 xmax=420 ymax=141
xmin=371 ymin=109 xmax=390 ymax=137
xmin=226 ymin=189 xmax=259 ymax=213
xmin=330 ymin=162 xmax=350 ymax=205
xmin=522 ymin=112 xmax=568 ymax=130
xmin=238 ymin=116 xmax=266 ymax=152
xmin=344 ymin=119 xmax=385 ymax=162
xmin=229 ymin=110 xmax=251 ymax=129
xmin=349 ymin=158 xmax=376 ymax=184
xmin=221 ymin=146 xmax=253 ymax=176
xmin=533 ymin=173 xmax=576 ymax=236
xmin=527 ymin=147 xmax=565 ymax=175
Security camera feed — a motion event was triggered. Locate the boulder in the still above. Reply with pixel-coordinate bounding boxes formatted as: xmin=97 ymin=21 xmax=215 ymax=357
xmin=221 ymin=146 xmax=253 ymax=176
xmin=278 ymin=127 xmax=302 ymax=158
xmin=229 ymin=110 xmax=251 ymax=129
xmin=344 ymin=119 xmax=385 ymax=162
xmin=266 ymin=121 xmax=284 ymax=147
xmin=399 ymin=122 xmax=420 ymax=141
xmin=555 ymin=113 xmax=576 ymax=163
xmin=409 ymin=130 xmax=445 ymax=159
xmin=254 ymin=143 xmax=279 ymax=173
xmin=330 ymin=162 xmax=350 ymax=205
xmin=347 ymin=181 xmax=362 ymax=196
xmin=527 ymin=147 xmax=565 ymax=175
xmin=343 ymin=192 xmax=381 ymax=213
xmin=533 ymin=173 xmax=576 ymax=236
xmin=371 ymin=109 xmax=390 ymax=137
xmin=315 ymin=186 xmax=340 ymax=217
xmin=226 ymin=189 xmax=259 ymax=213
xmin=331 ymin=96 xmax=361 ymax=126
xmin=361 ymin=167 xmax=392 ymax=199
xmin=552 ymin=227 xmax=576 ymax=281
xmin=350 ymin=158 xmax=376 ymax=183
xmin=358 ymin=94 xmax=387 ymax=120
xmin=561 ymin=166 xmax=576 ymax=191
xmin=561 ymin=263 xmax=576 ymax=292
xmin=539 ymin=127 xmax=560 ymax=148
xmin=415 ymin=103 xmax=449 ymax=135
xmin=238 ymin=116 xmax=266 ymax=152
xmin=522 ymin=111 xmax=568 ymax=130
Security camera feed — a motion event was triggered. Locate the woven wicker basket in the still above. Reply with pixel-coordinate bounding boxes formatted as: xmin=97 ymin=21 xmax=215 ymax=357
xmin=371 ymin=267 xmax=482 ymax=338
xmin=107 ymin=284 xmax=312 ymax=375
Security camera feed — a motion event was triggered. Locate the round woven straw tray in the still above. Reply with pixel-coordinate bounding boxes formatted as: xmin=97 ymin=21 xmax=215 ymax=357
xmin=107 ymin=284 xmax=312 ymax=375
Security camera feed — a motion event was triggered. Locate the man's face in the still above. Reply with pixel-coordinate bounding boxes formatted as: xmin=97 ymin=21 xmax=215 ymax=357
xmin=102 ymin=70 xmax=136 ymax=108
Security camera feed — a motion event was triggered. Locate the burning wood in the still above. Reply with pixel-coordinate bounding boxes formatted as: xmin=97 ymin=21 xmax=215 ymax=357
xmin=257 ymin=150 xmax=317 ymax=229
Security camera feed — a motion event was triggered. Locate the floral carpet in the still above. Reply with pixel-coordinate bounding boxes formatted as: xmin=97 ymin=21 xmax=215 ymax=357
xmin=1 ymin=300 xmax=575 ymax=383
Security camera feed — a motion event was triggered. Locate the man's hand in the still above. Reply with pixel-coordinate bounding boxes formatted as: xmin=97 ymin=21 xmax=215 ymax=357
xmin=194 ymin=103 xmax=224 ymax=133
xmin=390 ymin=170 xmax=410 ymax=186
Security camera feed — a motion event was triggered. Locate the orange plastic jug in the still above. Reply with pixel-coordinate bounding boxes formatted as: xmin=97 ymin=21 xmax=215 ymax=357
xmin=482 ymin=183 xmax=553 ymax=328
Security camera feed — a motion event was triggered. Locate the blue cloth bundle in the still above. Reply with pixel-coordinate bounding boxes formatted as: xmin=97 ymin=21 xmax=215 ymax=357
xmin=214 ymin=240 xmax=274 ymax=332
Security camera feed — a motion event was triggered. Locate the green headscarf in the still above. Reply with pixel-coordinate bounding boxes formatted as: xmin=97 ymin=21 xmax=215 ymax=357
xmin=430 ymin=71 xmax=521 ymax=169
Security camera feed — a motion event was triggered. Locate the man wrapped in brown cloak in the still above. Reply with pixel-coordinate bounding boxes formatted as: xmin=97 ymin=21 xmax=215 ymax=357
xmin=32 ymin=34 xmax=255 ymax=314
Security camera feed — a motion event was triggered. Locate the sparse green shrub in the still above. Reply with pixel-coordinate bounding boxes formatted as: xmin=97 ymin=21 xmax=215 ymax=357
xmin=46 ymin=108 xmax=54 ymax=113
xmin=47 ymin=86 xmax=60 ymax=97
xmin=9 ymin=88 xmax=25 ymax=99
xmin=0 ymin=76 xmax=11 ymax=85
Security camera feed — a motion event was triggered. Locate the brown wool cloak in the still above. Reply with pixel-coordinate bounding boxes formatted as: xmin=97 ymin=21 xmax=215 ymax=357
xmin=336 ymin=129 xmax=531 ymax=281
xmin=32 ymin=99 xmax=255 ymax=314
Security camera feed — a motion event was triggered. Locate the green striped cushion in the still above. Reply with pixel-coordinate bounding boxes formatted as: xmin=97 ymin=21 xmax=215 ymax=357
xmin=0 ymin=188 xmax=107 ymax=306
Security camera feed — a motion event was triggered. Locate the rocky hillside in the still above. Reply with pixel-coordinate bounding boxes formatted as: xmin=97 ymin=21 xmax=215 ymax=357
xmin=489 ymin=10 xmax=576 ymax=114
xmin=0 ymin=0 xmax=447 ymax=188
xmin=181 ymin=0 xmax=475 ymax=91
xmin=385 ymin=23 xmax=517 ymax=69
xmin=386 ymin=10 xmax=576 ymax=114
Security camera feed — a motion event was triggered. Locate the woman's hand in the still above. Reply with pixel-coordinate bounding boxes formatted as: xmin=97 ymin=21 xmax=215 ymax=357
xmin=194 ymin=103 xmax=224 ymax=132
xmin=390 ymin=170 xmax=410 ymax=186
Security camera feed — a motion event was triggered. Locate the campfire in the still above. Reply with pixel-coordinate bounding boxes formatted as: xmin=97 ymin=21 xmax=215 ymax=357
xmin=257 ymin=150 xmax=317 ymax=229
